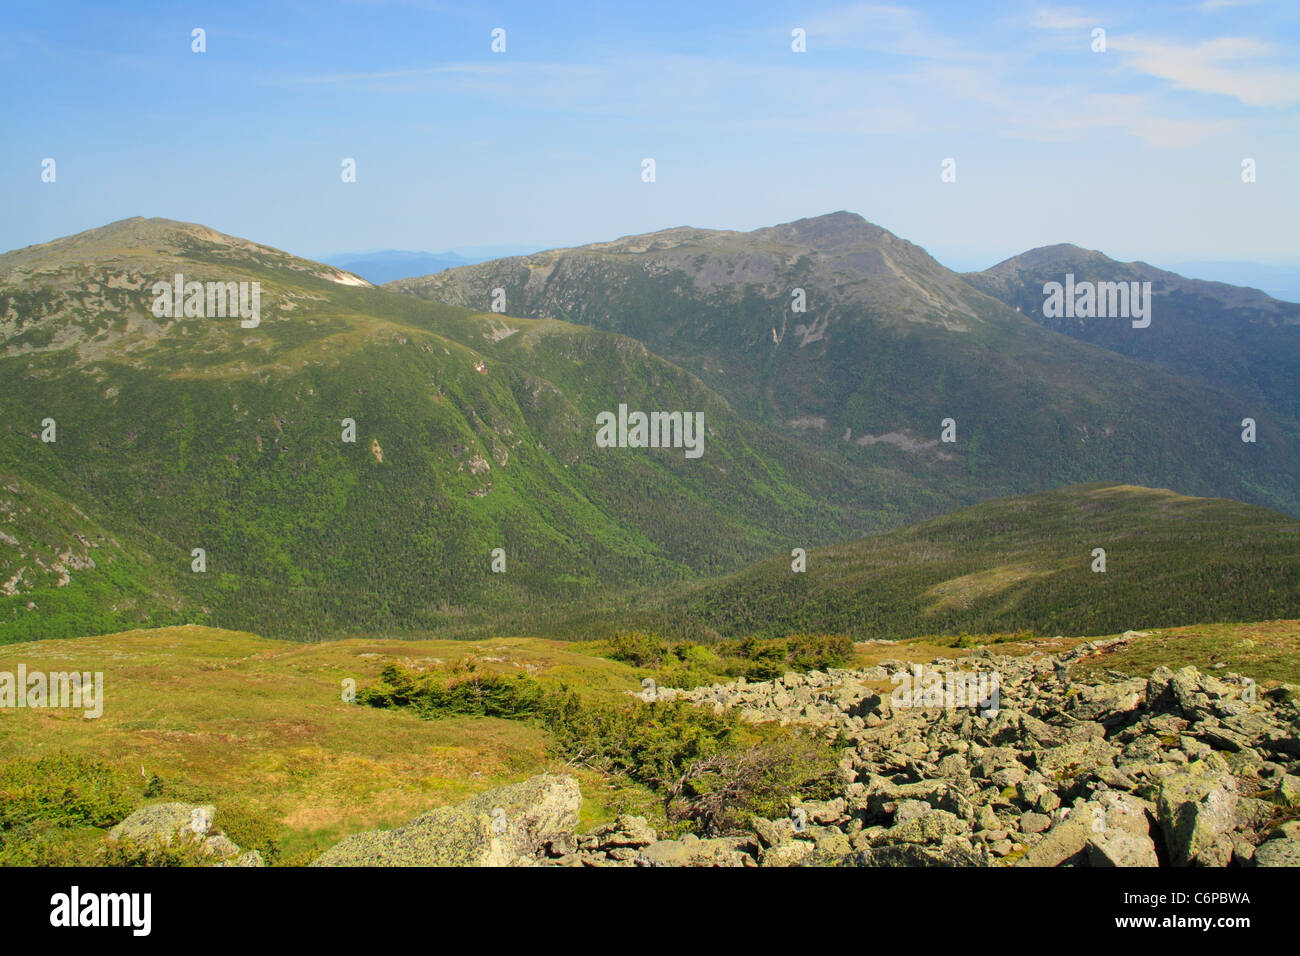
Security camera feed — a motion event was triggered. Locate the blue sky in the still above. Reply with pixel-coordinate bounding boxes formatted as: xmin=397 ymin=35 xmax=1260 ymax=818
xmin=2 ymin=0 xmax=1297 ymax=271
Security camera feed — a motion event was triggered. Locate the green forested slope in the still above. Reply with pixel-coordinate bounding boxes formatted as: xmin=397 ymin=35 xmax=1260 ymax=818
xmin=0 ymin=218 xmax=920 ymax=642
xmin=398 ymin=212 xmax=1300 ymax=517
xmin=652 ymin=483 xmax=1300 ymax=640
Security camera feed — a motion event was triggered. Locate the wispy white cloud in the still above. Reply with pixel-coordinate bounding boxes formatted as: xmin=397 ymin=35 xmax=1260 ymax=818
xmin=1011 ymin=92 xmax=1239 ymax=147
xmin=267 ymin=3 xmax=1296 ymax=149
xmin=1197 ymin=0 xmax=1264 ymax=11
xmin=1109 ymin=35 xmax=1300 ymax=106
xmin=1031 ymin=8 xmax=1098 ymax=30
xmin=800 ymin=3 xmax=992 ymax=61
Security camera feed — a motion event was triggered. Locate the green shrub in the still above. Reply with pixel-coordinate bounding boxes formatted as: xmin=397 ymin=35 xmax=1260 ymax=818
xmin=214 ymin=803 xmax=283 ymax=866
xmin=0 ymin=752 xmax=142 ymax=866
xmin=784 ymin=633 xmax=855 ymax=671
xmin=600 ymin=630 xmax=855 ymax=687
xmin=716 ymin=633 xmax=854 ymax=680
xmin=0 ymin=752 xmax=137 ymax=832
xmin=359 ymin=662 xmax=550 ymax=719
xmin=665 ymin=733 xmax=841 ymax=835
xmin=605 ymin=630 xmax=671 ymax=668
xmin=96 ymin=836 xmax=218 ymax=867
xmin=359 ymin=662 xmax=841 ymax=837
xmin=953 ymin=631 xmax=1036 ymax=649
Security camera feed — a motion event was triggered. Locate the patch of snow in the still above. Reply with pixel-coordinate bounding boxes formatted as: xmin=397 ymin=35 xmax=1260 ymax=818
xmin=323 ymin=270 xmax=372 ymax=287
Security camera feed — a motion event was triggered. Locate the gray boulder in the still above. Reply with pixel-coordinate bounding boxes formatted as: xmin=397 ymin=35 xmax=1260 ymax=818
xmin=313 ymin=773 xmax=581 ymax=867
xmin=1155 ymin=757 xmax=1240 ymax=867
xmin=1087 ymin=831 xmax=1159 ymax=867
xmin=1015 ymin=803 xmax=1099 ymax=867
xmin=1253 ymin=830 xmax=1300 ymax=867
xmin=638 ymin=834 xmax=752 ymax=867
xmin=107 ymin=802 xmax=260 ymax=865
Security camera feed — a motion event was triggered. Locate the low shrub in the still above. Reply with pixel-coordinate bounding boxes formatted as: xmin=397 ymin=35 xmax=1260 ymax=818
xmin=359 ymin=662 xmax=842 ymax=837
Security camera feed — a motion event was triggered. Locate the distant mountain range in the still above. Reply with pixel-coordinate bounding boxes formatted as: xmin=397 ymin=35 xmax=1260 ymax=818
xmin=0 ymin=217 xmax=901 ymax=642
xmin=965 ymin=245 xmax=1300 ymax=427
xmin=396 ymin=211 xmax=1300 ymax=517
xmin=323 ymin=246 xmax=544 ymax=284
xmin=326 ymin=248 xmax=1300 ymax=303
xmin=2 ymin=213 xmax=1296 ymax=645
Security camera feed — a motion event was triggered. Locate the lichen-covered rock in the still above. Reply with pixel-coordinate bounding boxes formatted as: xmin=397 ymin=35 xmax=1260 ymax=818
xmin=1275 ymin=773 xmax=1300 ymax=807
xmin=1014 ymin=804 xmax=1095 ymax=867
xmin=1251 ymin=834 xmax=1300 ymax=867
xmin=1068 ymin=678 xmax=1146 ymax=724
xmin=752 ymin=816 xmax=795 ymax=848
xmin=1155 ymin=757 xmax=1240 ymax=867
xmin=855 ymin=836 xmax=985 ymax=867
xmin=1087 ymin=830 xmax=1159 ymax=867
xmin=312 ymin=773 xmax=581 ymax=867
xmin=107 ymin=802 xmax=259 ymax=865
xmin=885 ymin=809 xmax=969 ymax=845
xmin=583 ymin=814 xmax=656 ymax=849
xmin=637 ymin=834 xmax=752 ymax=867
xmin=759 ymin=839 xmax=815 ymax=867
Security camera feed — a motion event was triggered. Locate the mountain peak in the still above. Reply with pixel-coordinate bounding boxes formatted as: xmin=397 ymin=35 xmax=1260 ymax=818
xmin=981 ymin=242 xmax=1115 ymax=276
xmin=750 ymin=211 xmax=900 ymax=253
xmin=0 ymin=216 xmax=371 ymax=288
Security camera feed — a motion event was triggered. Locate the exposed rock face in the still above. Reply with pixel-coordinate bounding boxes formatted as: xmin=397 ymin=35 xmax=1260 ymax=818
xmin=637 ymin=835 xmax=754 ymax=868
xmin=107 ymin=802 xmax=263 ymax=866
xmin=559 ymin=815 xmax=658 ymax=866
xmin=313 ymin=774 xmax=581 ymax=867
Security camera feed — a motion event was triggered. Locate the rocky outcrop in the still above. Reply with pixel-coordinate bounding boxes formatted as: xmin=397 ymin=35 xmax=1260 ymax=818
xmin=555 ymin=814 xmax=659 ymax=866
xmin=314 ymin=637 xmax=1299 ymax=868
xmin=313 ymin=774 xmax=581 ymax=866
xmin=631 ymin=637 xmax=1300 ymax=867
xmin=107 ymin=802 xmax=263 ymax=866
xmin=1253 ymin=822 xmax=1300 ymax=866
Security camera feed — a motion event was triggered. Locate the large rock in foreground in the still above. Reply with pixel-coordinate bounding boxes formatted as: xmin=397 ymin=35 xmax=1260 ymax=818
xmin=313 ymin=774 xmax=581 ymax=867
xmin=1156 ymin=756 xmax=1240 ymax=867
xmin=107 ymin=802 xmax=263 ymax=866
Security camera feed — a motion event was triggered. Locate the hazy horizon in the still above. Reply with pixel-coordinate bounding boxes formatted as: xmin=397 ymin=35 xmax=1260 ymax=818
xmin=6 ymin=208 xmax=1299 ymax=301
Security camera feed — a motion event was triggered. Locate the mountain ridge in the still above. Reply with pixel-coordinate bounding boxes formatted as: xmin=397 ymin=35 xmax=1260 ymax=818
xmin=649 ymin=482 xmax=1300 ymax=642
xmin=966 ymin=241 xmax=1300 ymax=426
xmin=0 ymin=216 xmax=920 ymax=642
xmin=392 ymin=211 xmax=1300 ymax=517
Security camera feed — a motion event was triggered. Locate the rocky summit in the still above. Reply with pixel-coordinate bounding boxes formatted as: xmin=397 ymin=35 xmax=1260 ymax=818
xmin=310 ymin=635 xmax=1299 ymax=867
